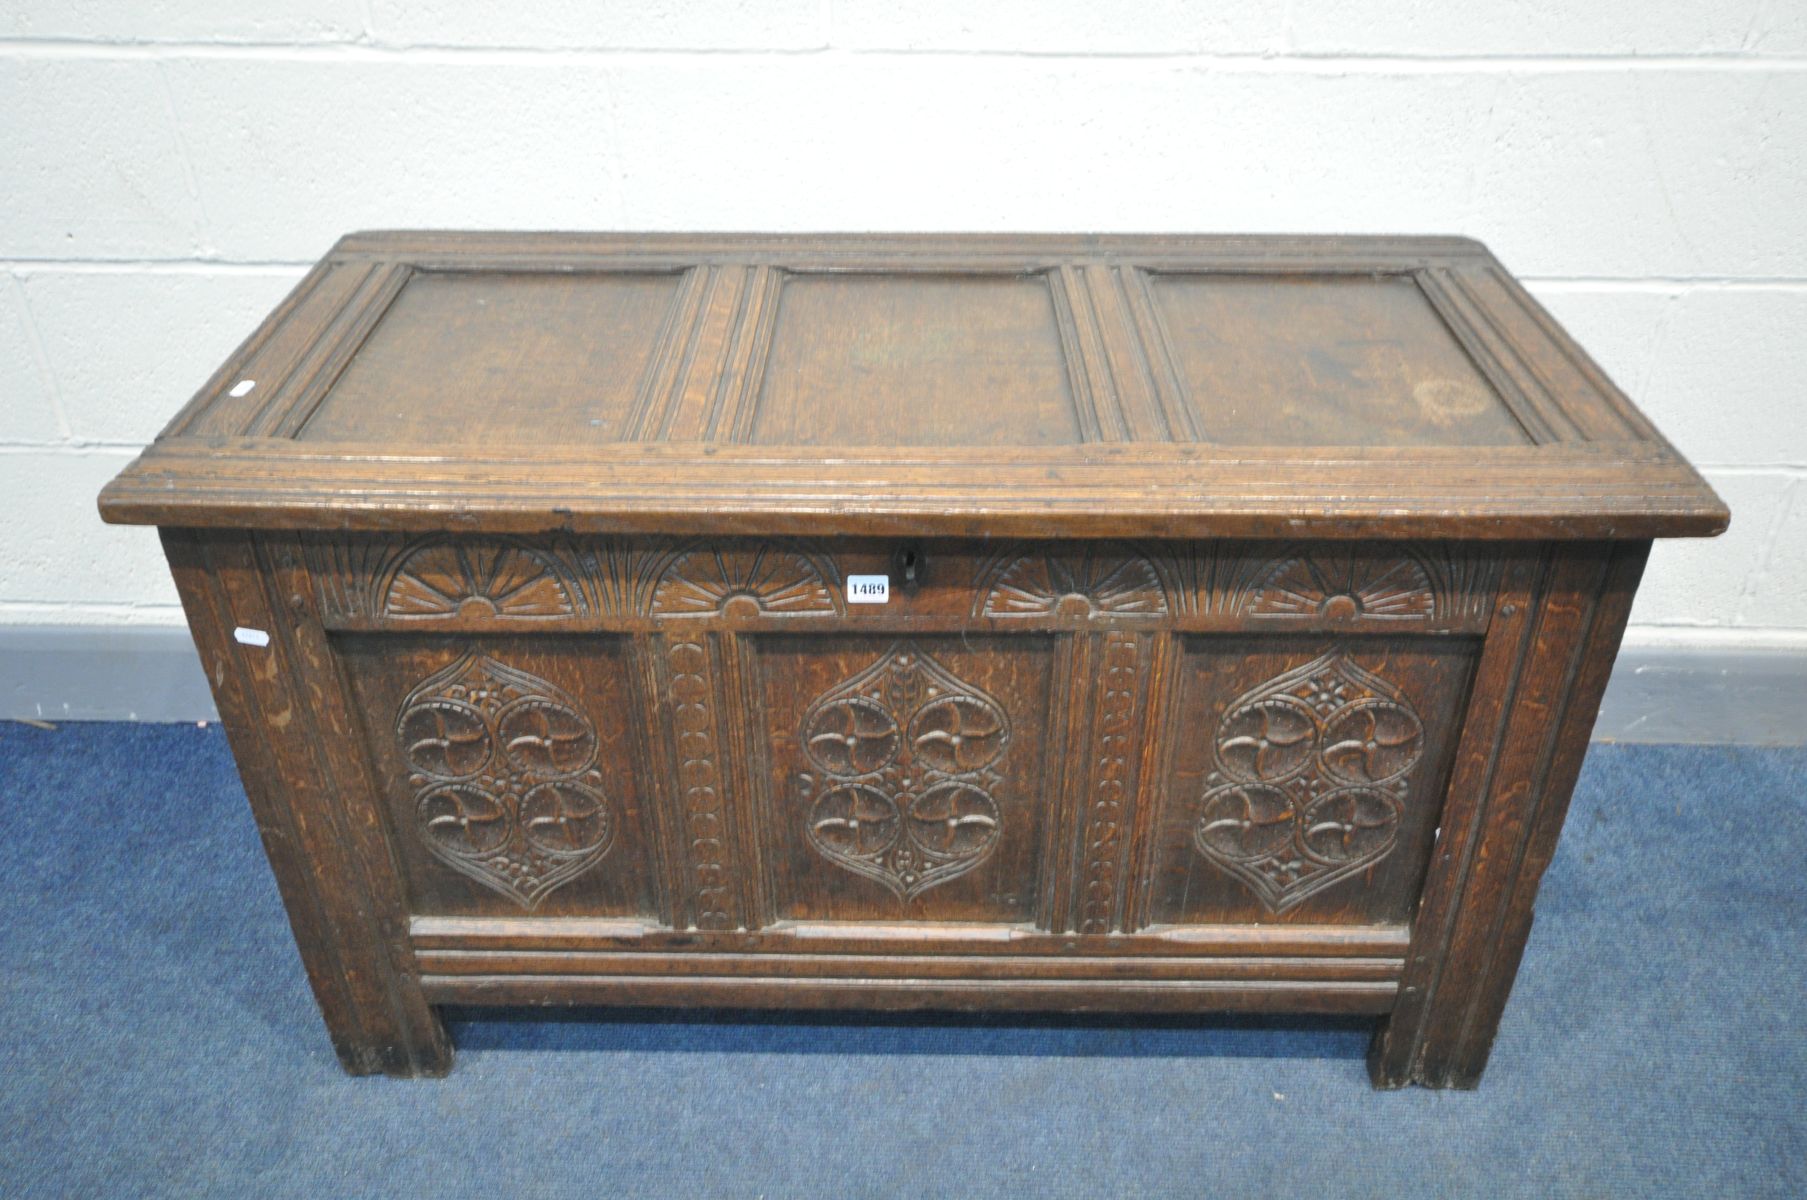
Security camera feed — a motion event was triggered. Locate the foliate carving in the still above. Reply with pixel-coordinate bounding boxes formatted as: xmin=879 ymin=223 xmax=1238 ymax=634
xmin=306 ymin=536 xmax=398 ymax=620
xmin=665 ymin=637 xmax=737 ymax=930
xmin=1078 ymin=632 xmax=1145 ymax=934
xmin=799 ymin=646 xmax=1009 ymax=903
xmin=1431 ymin=547 xmax=1505 ymax=624
xmin=1192 ymin=650 xmax=1422 ymax=912
xmin=648 ymin=541 xmax=841 ymax=617
xmin=976 ymin=544 xmax=1169 ymax=619
xmin=397 ymin=652 xmax=616 ymax=909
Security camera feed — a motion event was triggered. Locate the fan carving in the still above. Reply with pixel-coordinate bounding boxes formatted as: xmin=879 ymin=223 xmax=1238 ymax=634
xmin=649 ymin=542 xmax=840 ymax=617
xmin=977 ymin=545 xmax=1168 ymax=619
xmin=381 ymin=537 xmax=585 ymax=619
xmin=1246 ymin=550 xmax=1435 ymax=622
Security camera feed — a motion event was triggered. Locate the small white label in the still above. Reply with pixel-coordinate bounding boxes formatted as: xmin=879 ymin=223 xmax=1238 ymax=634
xmin=233 ymin=626 xmax=271 ymax=647
xmin=228 ymin=379 xmax=257 ymax=398
xmin=846 ymin=574 xmax=890 ymax=604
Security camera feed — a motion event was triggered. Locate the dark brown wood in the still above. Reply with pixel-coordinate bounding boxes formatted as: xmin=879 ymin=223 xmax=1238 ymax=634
xmin=99 ymin=232 xmax=1725 ymax=541
xmin=417 ymin=976 xmax=1402 ymax=1014
xmin=160 ymin=529 xmax=450 ymax=1076
xmin=100 ymin=233 xmax=1723 ymax=1086
xmin=1369 ymin=540 xmax=1650 ymax=1088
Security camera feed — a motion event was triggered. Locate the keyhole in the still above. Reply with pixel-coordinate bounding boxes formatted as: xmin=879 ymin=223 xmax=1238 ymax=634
xmin=894 ymin=545 xmax=924 ymax=590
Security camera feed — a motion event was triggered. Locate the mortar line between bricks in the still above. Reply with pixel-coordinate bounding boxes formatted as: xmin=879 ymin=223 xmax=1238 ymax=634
xmin=0 ymin=601 xmax=190 ymax=620
xmin=1 ymin=261 xmax=316 ymax=275
xmin=1691 ymin=465 xmax=1807 ymax=476
xmin=3 ymin=39 xmax=1807 ymax=70
xmin=0 ymin=442 xmax=146 ymax=454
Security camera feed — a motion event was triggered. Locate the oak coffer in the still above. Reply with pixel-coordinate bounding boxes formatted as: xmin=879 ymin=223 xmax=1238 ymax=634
xmin=97 ymin=232 xmax=1727 ymax=1089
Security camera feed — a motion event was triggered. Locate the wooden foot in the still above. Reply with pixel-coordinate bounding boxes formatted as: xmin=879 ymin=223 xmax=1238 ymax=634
xmin=165 ymin=529 xmax=455 ymax=1079
xmin=1367 ymin=543 xmax=1647 ymax=1090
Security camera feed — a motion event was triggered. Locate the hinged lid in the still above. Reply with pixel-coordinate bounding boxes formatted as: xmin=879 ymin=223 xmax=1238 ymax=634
xmin=98 ymin=232 xmax=1726 ymax=540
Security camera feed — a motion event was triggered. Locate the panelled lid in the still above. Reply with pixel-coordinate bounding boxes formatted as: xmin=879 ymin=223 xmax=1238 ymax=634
xmin=98 ymin=232 xmax=1727 ymax=540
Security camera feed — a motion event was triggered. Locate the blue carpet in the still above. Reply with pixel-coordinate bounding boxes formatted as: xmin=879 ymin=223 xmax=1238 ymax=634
xmin=0 ymin=722 xmax=1802 ymax=1198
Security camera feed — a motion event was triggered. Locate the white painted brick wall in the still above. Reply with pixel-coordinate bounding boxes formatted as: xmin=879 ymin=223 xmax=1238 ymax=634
xmin=22 ymin=268 xmax=307 ymax=443
xmin=1 ymin=3 xmax=1801 ymax=650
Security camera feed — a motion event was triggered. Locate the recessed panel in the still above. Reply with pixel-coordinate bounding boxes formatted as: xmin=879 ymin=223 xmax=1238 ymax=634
xmin=755 ymin=635 xmax=1058 ymax=923
xmin=338 ymin=634 xmax=660 ymax=920
xmin=300 ymin=270 xmax=681 ymax=444
xmin=1148 ymin=635 xmax=1478 ymax=926
xmin=1147 ymin=273 xmax=1529 ymax=446
xmin=751 ymin=274 xmax=1083 ymax=446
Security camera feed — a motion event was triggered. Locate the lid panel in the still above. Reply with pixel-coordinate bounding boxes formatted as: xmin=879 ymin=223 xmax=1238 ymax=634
xmin=749 ymin=273 xmax=1084 ymax=446
xmin=98 ymin=232 xmax=1729 ymax=540
xmin=1147 ymin=273 xmax=1530 ymax=447
xmin=296 ymin=270 xmax=683 ymax=445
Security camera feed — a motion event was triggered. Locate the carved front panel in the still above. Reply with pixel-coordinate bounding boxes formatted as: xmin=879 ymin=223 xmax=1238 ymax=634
xmin=800 ymin=646 xmax=1011 ymax=902
xmin=1145 ymin=636 xmax=1479 ymax=926
xmin=315 ymin=536 xmax=1510 ymax=939
xmin=337 ymin=635 xmax=660 ymax=919
xmin=1192 ymin=650 xmax=1423 ymax=912
xmin=396 ymin=652 xmax=616 ymax=908
xmin=754 ymin=635 xmax=1059 ymax=923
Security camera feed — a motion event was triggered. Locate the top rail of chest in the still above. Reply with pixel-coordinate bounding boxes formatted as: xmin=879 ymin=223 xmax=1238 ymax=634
xmin=299 ymin=534 xmax=1503 ymax=636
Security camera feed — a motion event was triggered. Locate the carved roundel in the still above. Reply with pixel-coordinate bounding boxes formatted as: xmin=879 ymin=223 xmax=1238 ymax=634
xmin=803 ymin=698 xmax=901 ymax=776
xmin=496 ymin=696 xmax=598 ymax=777
xmin=1215 ymin=695 xmax=1319 ymax=784
xmin=809 ymin=785 xmax=902 ymax=859
xmin=418 ymin=783 xmax=510 ymax=856
xmin=396 ymin=652 xmax=619 ymax=910
xmin=1190 ymin=650 xmax=1419 ymax=912
xmin=399 ymin=700 xmax=492 ymax=779
xmin=908 ymin=695 xmax=1008 ymax=774
xmin=1300 ymin=787 xmax=1402 ymax=865
xmin=907 ymin=782 xmax=1001 ymax=859
xmin=1320 ymin=699 xmax=1424 ymax=786
xmin=797 ymin=645 xmax=1012 ymax=903
xmin=1196 ymin=783 xmax=1297 ymax=863
xmin=520 ymin=781 xmax=615 ymax=857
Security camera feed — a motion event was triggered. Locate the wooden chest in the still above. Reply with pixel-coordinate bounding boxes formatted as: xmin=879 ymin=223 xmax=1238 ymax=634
xmin=98 ymin=233 xmax=1726 ymax=1088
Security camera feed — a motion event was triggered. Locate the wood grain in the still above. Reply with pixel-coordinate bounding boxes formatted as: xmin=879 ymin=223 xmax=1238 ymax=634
xmin=1369 ymin=541 xmax=1649 ymax=1088
xmin=162 ymin=530 xmax=449 ymax=1076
